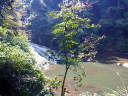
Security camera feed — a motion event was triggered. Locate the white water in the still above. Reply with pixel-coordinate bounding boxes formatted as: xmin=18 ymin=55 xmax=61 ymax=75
xmin=29 ymin=43 xmax=60 ymax=63
xmin=29 ymin=46 xmax=49 ymax=70
xmin=29 ymin=42 xmax=61 ymax=70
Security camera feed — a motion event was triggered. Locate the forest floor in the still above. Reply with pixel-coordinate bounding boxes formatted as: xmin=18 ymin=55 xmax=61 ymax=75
xmin=45 ymin=50 xmax=128 ymax=96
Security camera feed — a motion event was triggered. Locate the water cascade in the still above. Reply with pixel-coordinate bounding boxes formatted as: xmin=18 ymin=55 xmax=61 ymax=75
xmin=29 ymin=43 xmax=60 ymax=70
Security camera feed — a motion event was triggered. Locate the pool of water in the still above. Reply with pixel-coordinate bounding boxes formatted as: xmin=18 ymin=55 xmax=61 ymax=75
xmin=45 ymin=62 xmax=128 ymax=94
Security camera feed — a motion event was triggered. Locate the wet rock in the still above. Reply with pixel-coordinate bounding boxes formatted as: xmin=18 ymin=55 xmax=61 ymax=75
xmin=117 ymin=63 xmax=121 ymax=66
xmin=117 ymin=62 xmax=128 ymax=68
xmin=122 ymin=63 xmax=128 ymax=68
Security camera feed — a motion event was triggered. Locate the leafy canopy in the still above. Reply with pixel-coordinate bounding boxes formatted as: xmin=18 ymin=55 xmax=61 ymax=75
xmin=49 ymin=0 xmax=100 ymax=64
xmin=49 ymin=0 xmax=101 ymax=95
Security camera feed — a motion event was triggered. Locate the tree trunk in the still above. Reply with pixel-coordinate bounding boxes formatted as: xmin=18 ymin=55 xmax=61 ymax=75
xmin=61 ymin=66 xmax=69 ymax=96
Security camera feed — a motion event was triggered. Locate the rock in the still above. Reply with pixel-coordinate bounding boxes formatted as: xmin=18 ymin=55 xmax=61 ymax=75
xmin=117 ymin=63 xmax=121 ymax=66
xmin=122 ymin=63 xmax=128 ymax=68
xmin=117 ymin=62 xmax=128 ymax=68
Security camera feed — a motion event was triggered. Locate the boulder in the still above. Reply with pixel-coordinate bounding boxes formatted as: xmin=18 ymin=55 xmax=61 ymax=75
xmin=117 ymin=62 xmax=128 ymax=68
xmin=117 ymin=63 xmax=121 ymax=66
xmin=122 ymin=63 xmax=128 ymax=68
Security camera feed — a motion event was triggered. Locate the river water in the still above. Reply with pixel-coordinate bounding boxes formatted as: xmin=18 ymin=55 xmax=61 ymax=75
xmin=30 ymin=43 xmax=128 ymax=94
xmin=45 ymin=62 xmax=128 ymax=94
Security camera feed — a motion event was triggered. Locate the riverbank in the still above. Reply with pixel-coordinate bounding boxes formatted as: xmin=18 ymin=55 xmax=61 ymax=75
xmin=95 ymin=50 xmax=128 ymax=65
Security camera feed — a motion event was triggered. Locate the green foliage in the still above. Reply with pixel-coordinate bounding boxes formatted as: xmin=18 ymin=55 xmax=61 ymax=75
xmin=11 ymin=36 xmax=30 ymax=52
xmin=89 ymin=0 xmax=128 ymax=52
xmin=0 ymin=26 xmax=14 ymax=42
xmin=116 ymin=37 xmax=128 ymax=52
xmin=0 ymin=0 xmax=29 ymax=36
xmin=0 ymin=27 xmax=47 ymax=96
xmin=49 ymin=0 xmax=101 ymax=95
xmin=0 ymin=26 xmax=29 ymax=52
xmin=49 ymin=1 xmax=100 ymax=63
xmin=47 ymin=76 xmax=61 ymax=95
xmin=23 ymin=0 xmax=62 ymax=48
xmin=0 ymin=0 xmax=57 ymax=95
xmin=0 ymin=42 xmax=33 ymax=65
xmin=0 ymin=0 xmax=14 ymax=17
xmin=0 ymin=41 xmax=47 ymax=95
xmin=25 ymin=0 xmax=53 ymax=47
xmin=22 ymin=0 xmax=128 ymax=53
xmin=0 ymin=26 xmax=62 ymax=96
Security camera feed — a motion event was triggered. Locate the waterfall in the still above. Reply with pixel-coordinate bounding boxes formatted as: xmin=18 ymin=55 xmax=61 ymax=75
xmin=29 ymin=43 xmax=60 ymax=70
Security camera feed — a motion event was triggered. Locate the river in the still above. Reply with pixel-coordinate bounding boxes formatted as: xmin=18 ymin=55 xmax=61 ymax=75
xmin=30 ymin=43 xmax=128 ymax=95
xmin=45 ymin=62 xmax=128 ymax=95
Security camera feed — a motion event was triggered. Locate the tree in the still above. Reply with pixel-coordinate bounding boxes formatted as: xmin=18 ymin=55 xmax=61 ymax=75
xmin=49 ymin=0 xmax=102 ymax=95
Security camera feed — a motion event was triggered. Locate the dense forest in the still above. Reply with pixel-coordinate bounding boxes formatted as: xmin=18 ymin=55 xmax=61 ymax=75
xmin=24 ymin=0 xmax=128 ymax=52
xmin=0 ymin=0 xmax=128 ymax=96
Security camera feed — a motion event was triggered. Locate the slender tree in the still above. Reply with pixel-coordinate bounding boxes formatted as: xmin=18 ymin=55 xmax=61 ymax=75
xmin=49 ymin=0 xmax=102 ymax=95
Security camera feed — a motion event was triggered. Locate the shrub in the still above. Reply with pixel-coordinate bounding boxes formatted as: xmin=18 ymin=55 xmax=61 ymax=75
xmin=0 ymin=41 xmax=47 ymax=96
xmin=0 ymin=27 xmax=48 ymax=96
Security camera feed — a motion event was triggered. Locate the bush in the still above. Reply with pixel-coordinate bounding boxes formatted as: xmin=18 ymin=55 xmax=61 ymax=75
xmin=0 ymin=41 xmax=47 ymax=96
xmin=0 ymin=27 xmax=48 ymax=96
xmin=11 ymin=36 xmax=30 ymax=52
xmin=0 ymin=27 xmax=14 ymax=42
